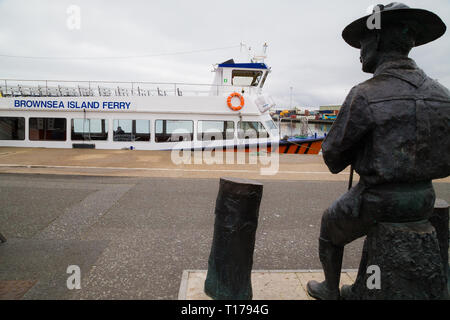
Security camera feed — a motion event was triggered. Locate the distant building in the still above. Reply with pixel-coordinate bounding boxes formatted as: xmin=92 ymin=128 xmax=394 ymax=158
xmin=318 ymin=105 xmax=341 ymax=120
xmin=319 ymin=105 xmax=341 ymax=113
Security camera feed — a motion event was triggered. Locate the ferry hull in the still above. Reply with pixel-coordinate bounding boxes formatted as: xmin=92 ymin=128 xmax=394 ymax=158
xmin=276 ymin=139 xmax=323 ymax=154
xmin=187 ymin=138 xmax=324 ymax=154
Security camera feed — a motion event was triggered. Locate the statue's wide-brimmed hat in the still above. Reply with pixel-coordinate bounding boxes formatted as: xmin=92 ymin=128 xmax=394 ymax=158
xmin=342 ymin=2 xmax=447 ymax=48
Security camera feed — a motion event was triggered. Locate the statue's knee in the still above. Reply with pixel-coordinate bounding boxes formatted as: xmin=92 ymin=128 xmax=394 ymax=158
xmin=319 ymin=209 xmax=332 ymax=241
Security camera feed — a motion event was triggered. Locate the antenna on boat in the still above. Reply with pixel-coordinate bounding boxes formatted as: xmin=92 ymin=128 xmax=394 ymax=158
xmin=252 ymin=43 xmax=268 ymax=63
xmin=240 ymin=42 xmax=246 ymax=52
xmin=238 ymin=42 xmax=268 ymax=63
xmin=240 ymin=42 xmax=253 ymax=62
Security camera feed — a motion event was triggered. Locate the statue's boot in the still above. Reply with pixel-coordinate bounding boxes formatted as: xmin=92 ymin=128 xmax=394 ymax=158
xmin=307 ymin=239 xmax=344 ymax=300
xmin=340 ymin=239 xmax=368 ymax=300
xmin=340 ymin=284 xmax=354 ymax=300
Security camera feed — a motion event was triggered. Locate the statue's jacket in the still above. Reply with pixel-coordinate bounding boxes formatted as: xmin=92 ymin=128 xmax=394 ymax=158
xmin=322 ymin=58 xmax=450 ymax=220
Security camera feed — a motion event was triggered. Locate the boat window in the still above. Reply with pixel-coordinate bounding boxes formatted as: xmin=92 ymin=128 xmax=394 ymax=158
xmin=259 ymin=71 xmax=269 ymax=88
xmin=29 ymin=117 xmax=66 ymax=141
xmin=113 ymin=119 xmax=150 ymax=142
xmin=265 ymin=119 xmax=278 ymax=131
xmin=71 ymin=119 xmax=108 ymax=141
xmin=197 ymin=121 xmax=234 ymax=141
xmin=238 ymin=121 xmax=269 ymax=139
xmin=155 ymin=120 xmax=193 ymax=143
xmin=0 ymin=117 xmax=25 ymax=140
xmin=232 ymin=70 xmax=263 ymax=87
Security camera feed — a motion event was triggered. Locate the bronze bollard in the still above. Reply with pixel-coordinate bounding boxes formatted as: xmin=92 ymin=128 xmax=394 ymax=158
xmin=204 ymin=177 xmax=263 ymax=300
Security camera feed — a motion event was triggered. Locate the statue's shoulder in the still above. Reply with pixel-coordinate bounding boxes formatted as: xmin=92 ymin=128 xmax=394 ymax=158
xmin=356 ymin=75 xmax=393 ymax=94
xmin=344 ymin=82 xmax=370 ymax=101
xmin=425 ymin=78 xmax=450 ymax=99
xmin=342 ymin=79 xmax=377 ymax=105
xmin=352 ymin=72 xmax=437 ymax=102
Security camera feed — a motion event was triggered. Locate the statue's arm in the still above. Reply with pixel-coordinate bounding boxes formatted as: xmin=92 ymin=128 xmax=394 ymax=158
xmin=322 ymin=86 xmax=372 ymax=174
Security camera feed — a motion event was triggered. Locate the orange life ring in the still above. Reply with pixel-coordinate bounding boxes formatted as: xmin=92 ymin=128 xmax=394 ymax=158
xmin=227 ymin=92 xmax=244 ymax=111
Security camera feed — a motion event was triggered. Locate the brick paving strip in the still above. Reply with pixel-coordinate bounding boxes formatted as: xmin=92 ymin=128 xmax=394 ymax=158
xmin=0 ymin=280 xmax=37 ymax=300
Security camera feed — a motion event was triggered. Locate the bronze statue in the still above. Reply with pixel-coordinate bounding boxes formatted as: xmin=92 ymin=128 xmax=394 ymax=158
xmin=307 ymin=3 xmax=450 ymax=300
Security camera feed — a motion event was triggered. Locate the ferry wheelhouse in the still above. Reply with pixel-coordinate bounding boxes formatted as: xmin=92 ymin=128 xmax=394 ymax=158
xmin=0 ymin=59 xmax=324 ymax=154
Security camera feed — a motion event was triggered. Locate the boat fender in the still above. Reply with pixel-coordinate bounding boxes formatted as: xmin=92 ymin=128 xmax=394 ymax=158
xmin=227 ymin=92 xmax=244 ymax=111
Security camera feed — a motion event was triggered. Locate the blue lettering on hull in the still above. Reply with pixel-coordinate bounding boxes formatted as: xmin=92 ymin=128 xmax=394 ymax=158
xmin=13 ymin=99 xmax=131 ymax=110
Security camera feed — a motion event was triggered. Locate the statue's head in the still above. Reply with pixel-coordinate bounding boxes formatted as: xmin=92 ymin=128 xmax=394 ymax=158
xmin=359 ymin=21 xmax=417 ymax=73
xmin=342 ymin=3 xmax=446 ymax=74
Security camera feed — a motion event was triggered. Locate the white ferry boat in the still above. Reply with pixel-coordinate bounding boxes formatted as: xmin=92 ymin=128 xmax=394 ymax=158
xmin=0 ymin=58 xmax=324 ymax=154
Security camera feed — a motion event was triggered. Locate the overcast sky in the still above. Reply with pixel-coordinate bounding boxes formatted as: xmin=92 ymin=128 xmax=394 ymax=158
xmin=0 ymin=0 xmax=449 ymax=109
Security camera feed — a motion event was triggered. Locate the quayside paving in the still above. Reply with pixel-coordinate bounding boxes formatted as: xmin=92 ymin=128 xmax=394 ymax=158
xmin=0 ymin=147 xmax=448 ymax=299
xmin=1 ymin=147 xmax=449 ymax=183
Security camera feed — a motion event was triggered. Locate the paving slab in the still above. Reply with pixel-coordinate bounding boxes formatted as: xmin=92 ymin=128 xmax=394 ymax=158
xmin=0 ymin=238 xmax=108 ymax=299
xmin=179 ymin=270 xmax=358 ymax=300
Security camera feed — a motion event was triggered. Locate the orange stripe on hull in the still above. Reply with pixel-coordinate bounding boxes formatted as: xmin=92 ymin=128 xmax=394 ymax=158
xmin=308 ymin=141 xmax=322 ymax=154
xmin=275 ymin=141 xmax=324 ymax=154
xmin=278 ymin=145 xmax=287 ymax=153
xmin=217 ymin=140 xmax=323 ymax=154
xmin=297 ymin=144 xmax=306 ymax=154
xmin=287 ymin=145 xmax=296 ymax=154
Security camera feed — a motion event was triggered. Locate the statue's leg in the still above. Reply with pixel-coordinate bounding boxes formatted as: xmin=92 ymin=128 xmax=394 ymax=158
xmin=306 ymin=236 xmax=344 ymax=300
xmin=306 ymin=207 xmax=344 ymax=300
xmin=307 ymin=182 xmax=373 ymax=300
xmin=341 ymin=238 xmax=368 ymax=300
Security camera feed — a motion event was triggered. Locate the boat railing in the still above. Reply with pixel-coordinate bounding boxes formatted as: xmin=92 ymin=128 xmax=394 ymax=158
xmin=0 ymin=79 xmax=260 ymax=98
